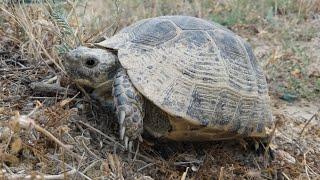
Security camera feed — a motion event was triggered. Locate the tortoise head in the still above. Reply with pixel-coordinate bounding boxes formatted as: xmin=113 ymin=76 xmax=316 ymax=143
xmin=63 ymin=46 xmax=119 ymax=90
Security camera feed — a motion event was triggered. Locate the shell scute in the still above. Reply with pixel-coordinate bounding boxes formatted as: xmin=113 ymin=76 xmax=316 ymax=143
xmin=130 ymin=19 xmax=177 ymax=46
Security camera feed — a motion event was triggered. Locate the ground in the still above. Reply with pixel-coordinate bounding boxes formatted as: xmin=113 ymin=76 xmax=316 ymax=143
xmin=0 ymin=0 xmax=319 ymax=179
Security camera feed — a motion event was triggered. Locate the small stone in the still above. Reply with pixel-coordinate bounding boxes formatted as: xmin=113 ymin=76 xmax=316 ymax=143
xmin=191 ymin=165 xmax=199 ymax=172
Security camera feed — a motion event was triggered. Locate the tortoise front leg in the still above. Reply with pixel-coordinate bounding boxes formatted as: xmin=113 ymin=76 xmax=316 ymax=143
xmin=113 ymin=68 xmax=145 ymax=150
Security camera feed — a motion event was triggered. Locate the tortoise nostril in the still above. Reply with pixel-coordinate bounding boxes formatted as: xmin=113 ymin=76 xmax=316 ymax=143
xmin=85 ymin=58 xmax=98 ymax=68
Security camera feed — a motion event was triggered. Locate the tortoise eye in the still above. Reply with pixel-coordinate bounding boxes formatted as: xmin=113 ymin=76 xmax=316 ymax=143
xmin=85 ymin=57 xmax=98 ymax=68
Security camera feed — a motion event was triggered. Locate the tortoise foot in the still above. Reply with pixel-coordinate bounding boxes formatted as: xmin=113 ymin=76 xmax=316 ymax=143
xmin=253 ymin=138 xmax=275 ymax=160
xmin=113 ymin=68 xmax=145 ymax=150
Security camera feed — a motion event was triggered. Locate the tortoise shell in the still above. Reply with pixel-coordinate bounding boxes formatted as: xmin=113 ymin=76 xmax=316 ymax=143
xmin=96 ymin=16 xmax=273 ymax=138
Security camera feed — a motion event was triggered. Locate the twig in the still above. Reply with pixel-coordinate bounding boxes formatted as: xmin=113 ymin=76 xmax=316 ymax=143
xmin=281 ymin=172 xmax=291 ymax=180
xmin=303 ymin=150 xmax=311 ymax=180
xmin=82 ymin=160 xmax=101 ymax=174
xmin=3 ymin=169 xmax=77 ymax=180
xmin=253 ymin=157 xmax=261 ymax=170
xmin=77 ymin=121 xmax=123 ymax=148
xmin=137 ymin=163 xmax=156 ymax=172
xmin=4 ymin=59 xmax=26 ymax=68
xmin=4 ymin=128 xmax=13 ymax=152
xmin=0 ymin=67 xmax=36 ymax=72
xmin=81 ymin=139 xmax=100 ymax=159
xmin=2 ymin=96 xmax=28 ymax=102
xmin=2 ymin=164 xmax=14 ymax=175
xmin=12 ymin=112 xmax=82 ymax=160
xmin=29 ymin=82 xmax=77 ymax=95
xmin=133 ymin=142 xmax=139 ymax=162
xmin=16 ymin=115 xmax=73 ymax=150
xmin=0 ymin=51 xmax=10 ymax=55
xmin=299 ymin=110 xmax=319 ymax=136
xmin=75 ymin=152 xmax=86 ymax=180
xmin=46 ymin=155 xmax=92 ymax=180
xmin=306 ymin=163 xmax=319 ymax=176
xmin=218 ymin=167 xmax=224 ymax=180
xmin=173 ymin=160 xmax=203 ymax=166
xmin=28 ymin=96 xmax=82 ymax=100
xmin=77 ymin=121 xmax=154 ymax=163
xmin=181 ymin=167 xmax=189 ymax=180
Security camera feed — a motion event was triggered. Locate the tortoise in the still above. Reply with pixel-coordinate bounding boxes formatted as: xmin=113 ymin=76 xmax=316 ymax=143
xmin=63 ymin=16 xmax=274 ymax=149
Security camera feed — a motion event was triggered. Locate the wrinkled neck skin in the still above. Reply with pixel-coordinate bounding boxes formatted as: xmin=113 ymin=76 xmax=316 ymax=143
xmin=91 ymin=79 xmax=114 ymax=110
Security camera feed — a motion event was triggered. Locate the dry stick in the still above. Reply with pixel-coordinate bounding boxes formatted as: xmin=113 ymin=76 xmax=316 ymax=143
xmin=3 ymin=169 xmax=77 ymax=180
xmin=15 ymin=115 xmax=81 ymax=160
xmin=137 ymin=163 xmax=156 ymax=172
xmin=1 ymin=164 xmax=14 ymax=180
xmin=0 ymin=67 xmax=37 ymax=72
xmin=46 ymin=155 xmax=92 ymax=180
xmin=281 ymin=172 xmax=291 ymax=180
xmin=133 ymin=142 xmax=140 ymax=162
xmin=81 ymin=140 xmax=100 ymax=159
xmin=306 ymin=163 xmax=319 ymax=176
xmin=218 ymin=167 xmax=224 ymax=180
xmin=303 ymin=150 xmax=311 ymax=180
xmin=28 ymin=96 xmax=82 ymax=100
xmin=181 ymin=167 xmax=189 ymax=180
xmin=299 ymin=110 xmax=319 ymax=136
xmin=82 ymin=160 xmax=101 ymax=174
xmin=75 ymin=152 xmax=86 ymax=180
xmin=114 ymin=155 xmax=124 ymax=180
xmin=78 ymin=121 xmax=154 ymax=163
xmin=77 ymin=121 xmax=122 ymax=147
xmin=108 ymin=153 xmax=117 ymax=173
xmin=253 ymin=157 xmax=261 ymax=170
xmin=173 ymin=160 xmax=203 ymax=166
xmin=2 ymin=96 xmax=27 ymax=102
xmin=4 ymin=132 xmax=13 ymax=154
xmin=0 ymin=51 xmax=10 ymax=55
xmin=29 ymin=82 xmax=78 ymax=95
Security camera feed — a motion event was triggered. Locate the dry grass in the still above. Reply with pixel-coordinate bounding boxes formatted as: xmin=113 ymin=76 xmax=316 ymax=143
xmin=1 ymin=0 xmax=320 ymax=179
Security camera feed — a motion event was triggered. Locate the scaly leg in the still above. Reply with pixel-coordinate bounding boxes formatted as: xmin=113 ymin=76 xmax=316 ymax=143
xmin=112 ymin=68 xmax=145 ymax=150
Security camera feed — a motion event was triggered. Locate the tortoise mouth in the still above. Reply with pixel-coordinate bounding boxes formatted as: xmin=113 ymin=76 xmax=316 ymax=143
xmin=74 ymin=79 xmax=96 ymax=93
xmin=74 ymin=79 xmax=114 ymax=93
xmin=94 ymin=79 xmax=114 ymax=89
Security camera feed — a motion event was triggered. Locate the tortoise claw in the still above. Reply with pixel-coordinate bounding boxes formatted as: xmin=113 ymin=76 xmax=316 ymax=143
xmin=120 ymin=126 xmax=126 ymax=140
xmin=124 ymin=136 xmax=129 ymax=150
xmin=119 ymin=110 xmax=125 ymax=126
xmin=128 ymin=141 xmax=133 ymax=153
xmin=258 ymin=145 xmax=275 ymax=160
xmin=138 ymin=135 xmax=143 ymax=142
xmin=254 ymin=139 xmax=275 ymax=160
